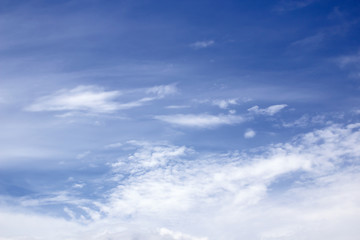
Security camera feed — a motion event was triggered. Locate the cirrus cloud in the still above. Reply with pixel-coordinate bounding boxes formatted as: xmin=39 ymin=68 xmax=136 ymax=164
xmin=154 ymin=113 xmax=246 ymax=128
xmin=26 ymin=84 xmax=177 ymax=115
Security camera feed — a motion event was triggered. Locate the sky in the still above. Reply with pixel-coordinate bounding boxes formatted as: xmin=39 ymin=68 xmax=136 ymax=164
xmin=1 ymin=0 xmax=360 ymax=239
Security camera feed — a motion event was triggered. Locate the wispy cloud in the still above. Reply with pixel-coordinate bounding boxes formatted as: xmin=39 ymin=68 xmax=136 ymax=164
xmin=2 ymin=1 xmax=360 ymax=239
xmin=26 ymin=84 xmax=177 ymax=115
xmin=26 ymin=85 xmax=121 ymax=113
xmin=274 ymin=0 xmax=316 ymax=12
xmin=248 ymin=104 xmax=287 ymax=116
xmin=146 ymin=84 xmax=178 ymax=97
xmin=338 ymin=52 xmax=360 ymax=67
xmin=154 ymin=114 xmax=245 ymax=128
xmin=336 ymin=51 xmax=360 ymax=78
xmin=282 ymin=114 xmax=327 ymax=128
xmin=76 ymin=151 xmax=91 ymax=159
xmin=165 ymin=105 xmax=190 ymax=109
xmin=291 ymin=33 xmax=324 ymax=49
xmin=190 ymin=40 xmax=215 ymax=49
xmin=104 ymin=142 xmax=123 ymax=149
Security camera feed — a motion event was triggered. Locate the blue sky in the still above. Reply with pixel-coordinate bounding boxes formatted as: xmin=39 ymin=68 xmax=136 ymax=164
xmin=1 ymin=0 xmax=360 ymax=239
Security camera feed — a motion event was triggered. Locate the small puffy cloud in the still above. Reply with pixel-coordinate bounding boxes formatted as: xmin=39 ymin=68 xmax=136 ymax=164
xmin=248 ymin=104 xmax=287 ymax=116
xmin=212 ymin=98 xmax=238 ymax=109
xmin=190 ymin=40 xmax=214 ymax=49
xmin=244 ymin=129 xmax=256 ymax=138
xmin=155 ymin=114 xmax=245 ymax=128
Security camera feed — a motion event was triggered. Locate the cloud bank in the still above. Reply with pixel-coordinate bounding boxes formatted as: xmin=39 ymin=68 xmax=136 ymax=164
xmin=2 ymin=123 xmax=360 ymax=239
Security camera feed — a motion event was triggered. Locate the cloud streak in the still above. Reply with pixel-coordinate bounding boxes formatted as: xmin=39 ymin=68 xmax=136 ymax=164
xmin=26 ymin=84 xmax=177 ymax=115
xmin=26 ymin=85 xmax=121 ymax=113
xmin=154 ymin=114 xmax=245 ymax=128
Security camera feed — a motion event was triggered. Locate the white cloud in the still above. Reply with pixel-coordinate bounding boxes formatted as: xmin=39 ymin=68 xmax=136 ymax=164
xmin=158 ymin=228 xmax=208 ymax=240
xmin=97 ymin=123 xmax=360 ymax=239
xmin=1 ymin=123 xmax=360 ymax=239
xmin=146 ymin=84 xmax=178 ymax=98
xmin=166 ymin=105 xmax=190 ymax=109
xmin=26 ymin=85 xmax=121 ymax=113
xmin=64 ymin=207 xmax=77 ymax=219
xmin=211 ymin=98 xmax=238 ymax=109
xmin=248 ymin=104 xmax=287 ymax=116
xmin=0 ymin=145 xmax=65 ymax=167
xmin=72 ymin=183 xmax=85 ymax=189
xmin=114 ymin=141 xmax=190 ymax=169
xmin=155 ymin=114 xmax=245 ymax=128
xmin=244 ymin=129 xmax=256 ymax=138
xmin=282 ymin=114 xmax=327 ymax=128
xmin=26 ymin=84 xmax=177 ymax=115
xmin=105 ymin=142 xmax=123 ymax=149
xmin=0 ymin=207 xmax=83 ymax=240
xmin=190 ymin=40 xmax=214 ymax=49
